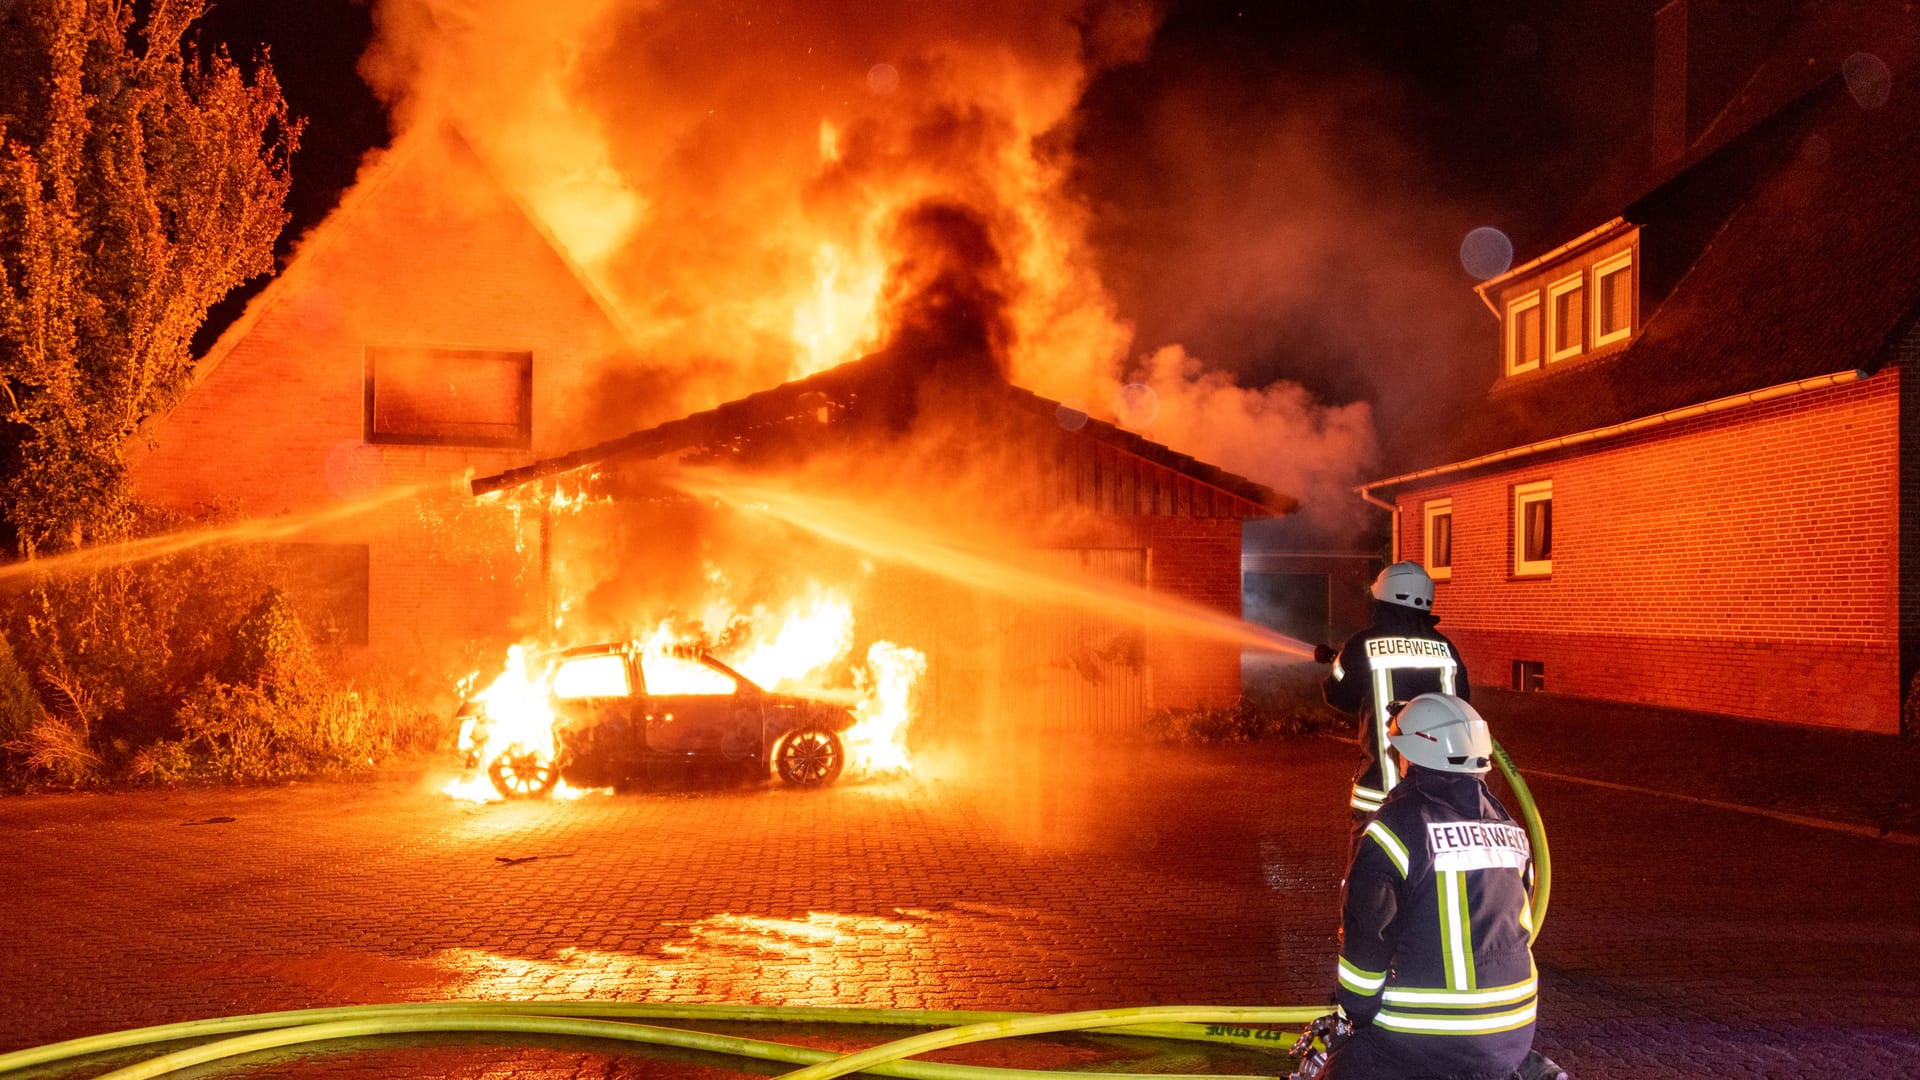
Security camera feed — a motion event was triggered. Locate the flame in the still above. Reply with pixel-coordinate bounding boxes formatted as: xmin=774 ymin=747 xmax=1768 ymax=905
xmin=444 ymin=644 xmax=605 ymax=803
xmin=447 ymin=584 xmax=924 ymax=799
xmin=845 ymin=641 xmax=925 ymax=776
xmin=731 ymin=591 xmax=855 ymax=691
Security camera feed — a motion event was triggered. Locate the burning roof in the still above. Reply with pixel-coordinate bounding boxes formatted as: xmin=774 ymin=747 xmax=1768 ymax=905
xmin=470 ymin=346 xmax=1294 ymax=519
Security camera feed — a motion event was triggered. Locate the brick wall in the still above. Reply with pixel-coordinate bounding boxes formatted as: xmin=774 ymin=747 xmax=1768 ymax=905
xmin=1394 ymin=369 xmax=1900 ymax=733
xmin=127 ymin=129 xmax=627 ymax=650
xmin=1144 ymin=516 xmax=1245 ymax=708
xmin=1899 ymin=336 xmax=1920 ymax=737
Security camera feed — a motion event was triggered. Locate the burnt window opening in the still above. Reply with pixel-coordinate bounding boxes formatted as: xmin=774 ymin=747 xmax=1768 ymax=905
xmin=365 ymin=345 xmax=532 ymax=449
xmin=1512 ymin=660 xmax=1545 ymax=693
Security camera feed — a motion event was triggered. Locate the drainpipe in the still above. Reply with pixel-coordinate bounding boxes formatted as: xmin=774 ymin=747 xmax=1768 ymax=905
xmin=1356 ymin=489 xmax=1399 ymax=561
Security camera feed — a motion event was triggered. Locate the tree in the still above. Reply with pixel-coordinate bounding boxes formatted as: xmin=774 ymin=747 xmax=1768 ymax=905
xmin=0 ymin=0 xmax=301 ymax=555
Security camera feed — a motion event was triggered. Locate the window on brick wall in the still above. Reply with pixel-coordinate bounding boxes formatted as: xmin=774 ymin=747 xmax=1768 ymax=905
xmin=365 ymin=345 xmax=532 ymax=448
xmin=1505 ymin=293 xmax=1542 ymax=375
xmin=1548 ymin=272 xmax=1585 ymax=362
xmin=1423 ymin=499 xmax=1452 ymax=581
xmin=1592 ymin=250 xmax=1634 ymax=347
xmin=1513 ymin=480 xmax=1552 ymax=577
xmin=1512 ymin=660 xmax=1545 ymax=692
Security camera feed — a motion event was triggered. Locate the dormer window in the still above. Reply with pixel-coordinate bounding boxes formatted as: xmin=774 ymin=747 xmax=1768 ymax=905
xmin=1482 ymin=218 xmax=1639 ymax=382
xmin=1506 ymin=293 xmax=1543 ymax=375
xmin=1548 ymin=272 xmax=1585 ymax=362
xmin=1592 ymin=250 xmax=1634 ymax=347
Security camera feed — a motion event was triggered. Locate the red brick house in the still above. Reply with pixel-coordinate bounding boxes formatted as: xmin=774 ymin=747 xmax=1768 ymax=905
xmin=1356 ymin=5 xmax=1919 ymax=735
xmin=469 ymin=348 xmax=1292 ymax=730
xmin=127 ymin=125 xmax=636 ymax=648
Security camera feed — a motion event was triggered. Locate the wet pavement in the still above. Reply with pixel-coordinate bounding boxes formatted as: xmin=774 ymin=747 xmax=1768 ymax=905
xmin=2 ymin=691 xmax=1917 ymax=1079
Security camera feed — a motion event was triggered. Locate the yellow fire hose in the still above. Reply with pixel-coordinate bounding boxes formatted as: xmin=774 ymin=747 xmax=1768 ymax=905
xmin=1492 ymin=738 xmax=1552 ymax=942
xmin=0 ymin=744 xmax=1550 ymax=1080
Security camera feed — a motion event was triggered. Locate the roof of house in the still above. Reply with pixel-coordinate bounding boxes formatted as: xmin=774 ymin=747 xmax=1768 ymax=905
xmin=1377 ymin=52 xmax=1920 ymax=487
xmin=468 ymin=347 xmax=1294 ymax=517
xmin=165 ymin=122 xmax=637 ymax=413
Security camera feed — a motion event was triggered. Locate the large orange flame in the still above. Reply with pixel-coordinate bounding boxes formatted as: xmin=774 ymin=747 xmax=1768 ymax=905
xmin=447 ymin=584 xmax=923 ymax=801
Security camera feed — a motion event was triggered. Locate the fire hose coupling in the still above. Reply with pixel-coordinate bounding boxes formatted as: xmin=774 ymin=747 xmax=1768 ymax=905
xmin=1312 ymin=643 xmax=1337 ymax=665
xmin=1285 ymin=1012 xmax=1352 ymax=1080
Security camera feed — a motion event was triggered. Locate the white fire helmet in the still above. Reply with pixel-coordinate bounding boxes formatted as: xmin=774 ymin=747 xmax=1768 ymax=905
xmin=1388 ymin=693 xmax=1493 ymax=775
xmin=1372 ymin=560 xmax=1435 ymax=611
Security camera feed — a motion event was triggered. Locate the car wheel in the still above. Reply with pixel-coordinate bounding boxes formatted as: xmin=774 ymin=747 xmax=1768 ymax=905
xmin=774 ymin=727 xmax=844 ymax=787
xmin=488 ymin=748 xmax=560 ymax=799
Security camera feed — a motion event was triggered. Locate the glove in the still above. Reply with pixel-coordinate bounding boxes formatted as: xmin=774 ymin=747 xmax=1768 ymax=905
xmin=1312 ymin=643 xmax=1338 ymax=665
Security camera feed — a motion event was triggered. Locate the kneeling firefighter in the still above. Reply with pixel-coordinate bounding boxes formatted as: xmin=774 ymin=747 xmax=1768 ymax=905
xmin=1322 ymin=694 xmax=1545 ymax=1080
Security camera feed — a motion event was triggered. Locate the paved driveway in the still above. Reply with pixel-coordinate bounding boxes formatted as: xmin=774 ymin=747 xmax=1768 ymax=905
xmin=2 ymin=733 xmax=1916 ymax=1079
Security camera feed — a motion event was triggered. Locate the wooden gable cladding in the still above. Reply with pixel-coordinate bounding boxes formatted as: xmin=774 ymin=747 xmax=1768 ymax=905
xmin=1040 ymin=430 xmax=1264 ymax=519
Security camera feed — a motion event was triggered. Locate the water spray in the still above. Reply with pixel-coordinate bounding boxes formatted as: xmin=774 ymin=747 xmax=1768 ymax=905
xmin=655 ymin=467 xmax=1317 ymax=661
xmin=0 ymin=482 xmax=440 ymax=588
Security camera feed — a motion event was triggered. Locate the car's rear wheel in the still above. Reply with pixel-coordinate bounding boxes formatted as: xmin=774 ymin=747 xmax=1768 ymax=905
xmin=488 ymin=748 xmax=560 ymax=799
xmin=774 ymin=727 xmax=844 ymax=787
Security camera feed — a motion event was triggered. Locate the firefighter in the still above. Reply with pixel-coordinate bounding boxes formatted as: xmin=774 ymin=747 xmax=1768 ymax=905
xmin=1323 ymin=693 xmax=1544 ymax=1080
xmin=1319 ymin=561 xmax=1469 ymax=855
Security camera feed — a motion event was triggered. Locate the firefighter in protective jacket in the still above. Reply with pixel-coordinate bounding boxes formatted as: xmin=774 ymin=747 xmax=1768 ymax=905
xmin=1325 ymin=693 xmax=1538 ymax=1080
xmin=1322 ymin=561 xmax=1468 ymax=853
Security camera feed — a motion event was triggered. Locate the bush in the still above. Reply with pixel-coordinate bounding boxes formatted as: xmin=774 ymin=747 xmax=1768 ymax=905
xmin=0 ymin=509 xmax=454 ymax=788
xmin=1147 ymin=663 xmax=1343 ymax=745
xmin=0 ymin=631 xmax=43 ymax=748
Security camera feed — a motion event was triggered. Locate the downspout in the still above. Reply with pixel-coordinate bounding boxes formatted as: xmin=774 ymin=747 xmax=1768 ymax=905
xmin=1357 ymin=488 xmax=1399 ymax=561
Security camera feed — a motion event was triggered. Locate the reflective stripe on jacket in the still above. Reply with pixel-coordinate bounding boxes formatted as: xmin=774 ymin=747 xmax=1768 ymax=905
xmin=1333 ymin=769 xmax=1536 ymax=1077
xmin=1322 ymin=609 xmax=1469 ymax=812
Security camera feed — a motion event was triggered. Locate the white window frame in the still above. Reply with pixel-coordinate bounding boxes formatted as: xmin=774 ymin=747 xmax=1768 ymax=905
xmin=1591 ymin=249 xmax=1634 ymax=347
xmin=1546 ymin=271 xmax=1585 ymax=363
xmin=1513 ymin=480 xmax=1553 ymax=577
xmin=1423 ymin=498 xmax=1453 ymax=581
xmin=1505 ymin=292 xmax=1542 ymax=375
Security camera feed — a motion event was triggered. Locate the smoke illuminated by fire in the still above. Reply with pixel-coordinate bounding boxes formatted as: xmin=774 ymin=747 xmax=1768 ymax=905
xmin=357 ymin=0 xmax=1378 ymax=526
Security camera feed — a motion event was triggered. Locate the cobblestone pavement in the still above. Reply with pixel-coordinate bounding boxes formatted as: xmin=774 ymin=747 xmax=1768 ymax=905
xmin=2 ymin=723 xmax=1916 ymax=1079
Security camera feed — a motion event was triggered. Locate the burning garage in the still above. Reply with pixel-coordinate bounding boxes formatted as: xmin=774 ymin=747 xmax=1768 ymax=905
xmin=465 ymin=339 xmax=1294 ymax=748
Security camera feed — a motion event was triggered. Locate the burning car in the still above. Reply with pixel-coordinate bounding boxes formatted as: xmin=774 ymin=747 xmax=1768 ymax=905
xmin=455 ymin=640 xmax=856 ymax=798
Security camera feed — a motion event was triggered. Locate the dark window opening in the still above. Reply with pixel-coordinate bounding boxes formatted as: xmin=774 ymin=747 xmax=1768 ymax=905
xmin=366 ymin=345 xmax=532 ymax=448
xmin=1512 ymin=660 xmax=1545 ymax=693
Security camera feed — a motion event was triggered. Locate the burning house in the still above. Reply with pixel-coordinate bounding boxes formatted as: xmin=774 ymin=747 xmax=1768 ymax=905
xmin=127 ymin=125 xmax=640 ymax=648
xmin=1355 ymin=4 xmax=1920 ymax=735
